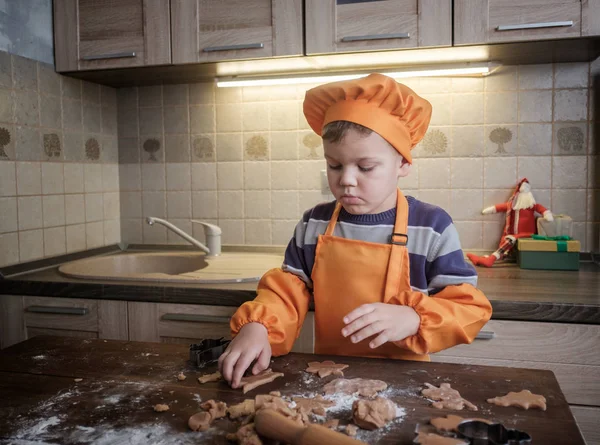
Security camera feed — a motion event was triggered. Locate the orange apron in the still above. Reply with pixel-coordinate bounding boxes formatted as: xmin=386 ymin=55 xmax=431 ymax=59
xmin=311 ymin=188 xmax=428 ymax=361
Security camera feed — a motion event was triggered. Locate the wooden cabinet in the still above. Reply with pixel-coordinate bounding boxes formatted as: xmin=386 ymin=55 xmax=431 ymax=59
xmin=53 ymin=0 xmax=171 ymax=72
xmin=0 ymin=296 xmax=128 ymax=348
xmin=432 ymin=319 xmax=600 ymax=445
xmin=171 ymin=0 xmax=303 ymax=64
xmin=305 ymin=0 xmax=451 ymax=55
xmin=454 ymin=0 xmax=600 ymax=45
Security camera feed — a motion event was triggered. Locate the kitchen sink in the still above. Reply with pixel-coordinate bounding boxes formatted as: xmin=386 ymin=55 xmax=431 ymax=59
xmin=58 ymin=251 xmax=283 ymax=284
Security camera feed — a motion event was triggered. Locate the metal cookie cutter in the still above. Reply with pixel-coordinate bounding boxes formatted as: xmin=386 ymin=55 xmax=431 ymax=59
xmin=457 ymin=420 xmax=532 ymax=445
xmin=189 ymin=338 xmax=231 ymax=368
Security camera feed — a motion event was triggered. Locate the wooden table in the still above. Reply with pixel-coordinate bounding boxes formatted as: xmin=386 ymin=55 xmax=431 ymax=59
xmin=0 ymin=336 xmax=585 ymax=444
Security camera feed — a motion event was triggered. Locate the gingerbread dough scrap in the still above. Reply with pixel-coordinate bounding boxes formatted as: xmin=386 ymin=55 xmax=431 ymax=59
xmin=228 ymin=399 xmax=256 ymax=419
xmin=153 ymin=404 xmax=169 ymax=412
xmin=414 ymin=433 xmax=468 ymax=445
xmin=198 ymin=371 xmax=222 ymax=384
xmin=352 ymin=397 xmax=398 ymax=430
xmin=255 ymin=394 xmax=295 ymax=417
xmin=430 ymin=415 xmax=492 ymax=432
xmin=344 ymin=424 xmax=359 ymax=437
xmin=323 ymin=419 xmax=340 ymax=429
xmin=305 ymin=360 xmax=349 ymax=378
xmin=188 ymin=411 xmax=212 ymax=431
xmin=269 ymin=391 xmax=281 ymax=397
xmin=487 ymin=389 xmax=546 ymax=411
xmin=74 ymin=378 xmax=83 ymax=382
xmin=226 ymin=423 xmax=263 ymax=445
xmin=323 ymin=378 xmax=387 ymax=397
xmin=239 ymin=369 xmax=284 ymax=394
xmin=422 ymin=383 xmax=478 ymax=411
xmin=177 ymin=372 xmax=186 ymax=381
xmin=201 ymin=399 xmax=228 ymax=420
xmin=292 ymin=395 xmax=335 ymax=416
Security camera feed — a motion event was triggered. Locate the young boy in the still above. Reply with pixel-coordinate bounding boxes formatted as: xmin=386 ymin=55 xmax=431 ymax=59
xmin=219 ymin=73 xmax=492 ymax=388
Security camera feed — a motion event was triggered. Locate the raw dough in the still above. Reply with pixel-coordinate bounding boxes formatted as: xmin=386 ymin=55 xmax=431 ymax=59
xmin=226 ymin=423 xmax=263 ymax=445
xmin=422 ymin=383 xmax=478 ymax=411
xmin=177 ymin=372 xmax=186 ymax=381
xmin=430 ymin=415 xmax=492 ymax=432
xmin=269 ymin=391 xmax=281 ymax=397
xmin=292 ymin=395 xmax=335 ymax=416
xmin=487 ymin=389 xmax=547 ymax=411
xmin=228 ymin=399 xmax=256 ymax=419
xmin=74 ymin=378 xmax=83 ymax=382
xmin=322 ymin=419 xmax=340 ymax=430
xmin=153 ymin=404 xmax=169 ymax=412
xmin=305 ymin=360 xmax=349 ymax=378
xmin=198 ymin=371 xmax=222 ymax=384
xmin=352 ymin=397 xmax=397 ymax=430
xmin=344 ymin=424 xmax=359 ymax=437
xmin=239 ymin=369 xmax=284 ymax=394
xmin=323 ymin=378 xmax=387 ymax=397
xmin=201 ymin=399 xmax=228 ymax=420
xmin=188 ymin=411 xmax=212 ymax=431
xmin=414 ymin=433 xmax=468 ymax=445
xmin=255 ymin=394 xmax=295 ymax=417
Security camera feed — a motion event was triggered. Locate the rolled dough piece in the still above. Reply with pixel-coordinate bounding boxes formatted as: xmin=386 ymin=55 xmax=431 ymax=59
xmin=323 ymin=419 xmax=340 ymax=429
xmin=352 ymin=397 xmax=397 ymax=430
xmin=487 ymin=389 xmax=546 ymax=411
xmin=188 ymin=411 xmax=212 ymax=431
xmin=239 ymin=369 xmax=284 ymax=394
xmin=292 ymin=395 xmax=335 ymax=416
xmin=344 ymin=424 xmax=359 ymax=437
xmin=177 ymin=372 xmax=186 ymax=381
xmin=255 ymin=394 xmax=295 ymax=417
xmin=430 ymin=415 xmax=492 ymax=432
xmin=201 ymin=399 xmax=228 ymax=420
xmin=228 ymin=399 xmax=256 ymax=419
xmin=305 ymin=360 xmax=349 ymax=378
xmin=414 ymin=433 xmax=468 ymax=445
xmin=198 ymin=371 xmax=222 ymax=384
xmin=323 ymin=378 xmax=387 ymax=397
xmin=153 ymin=404 xmax=169 ymax=412
xmin=422 ymin=383 xmax=478 ymax=411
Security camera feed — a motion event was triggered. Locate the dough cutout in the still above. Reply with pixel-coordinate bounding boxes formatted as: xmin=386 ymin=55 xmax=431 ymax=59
xmin=487 ymin=389 xmax=546 ymax=411
xmin=228 ymin=399 xmax=256 ymax=419
xmin=153 ymin=404 xmax=169 ymax=412
xmin=352 ymin=397 xmax=397 ymax=430
xmin=430 ymin=415 xmax=491 ymax=432
xmin=239 ymin=369 xmax=284 ymax=394
xmin=198 ymin=371 xmax=222 ymax=384
xmin=177 ymin=372 xmax=186 ymax=381
xmin=255 ymin=394 xmax=295 ymax=417
xmin=292 ymin=395 xmax=335 ymax=416
xmin=201 ymin=399 xmax=228 ymax=420
xmin=323 ymin=378 xmax=387 ymax=397
xmin=188 ymin=411 xmax=212 ymax=431
xmin=422 ymin=383 xmax=478 ymax=411
xmin=305 ymin=360 xmax=349 ymax=378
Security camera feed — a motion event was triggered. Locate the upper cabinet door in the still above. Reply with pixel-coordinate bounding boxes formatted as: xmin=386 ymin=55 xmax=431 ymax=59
xmin=171 ymin=0 xmax=304 ymax=64
xmin=455 ymin=0 xmax=586 ymax=45
xmin=54 ymin=0 xmax=171 ymax=72
xmin=305 ymin=0 xmax=451 ymax=55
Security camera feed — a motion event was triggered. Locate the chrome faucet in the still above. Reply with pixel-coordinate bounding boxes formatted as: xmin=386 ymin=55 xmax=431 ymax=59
xmin=145 ymin=217 xmax=222 ymax=256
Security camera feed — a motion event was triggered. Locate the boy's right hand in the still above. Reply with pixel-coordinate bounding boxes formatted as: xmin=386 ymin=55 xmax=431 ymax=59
xmin=218 ymin=322 xmax=271 ymax=389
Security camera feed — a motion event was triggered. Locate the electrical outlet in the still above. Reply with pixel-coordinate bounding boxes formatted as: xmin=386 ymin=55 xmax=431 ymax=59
xmin=320 ymin=169 xmax=330 ymax=194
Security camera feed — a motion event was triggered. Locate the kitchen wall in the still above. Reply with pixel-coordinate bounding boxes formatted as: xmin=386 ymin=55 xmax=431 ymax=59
xmin=118 ymin=61 xmax=599 ymax=254
xmin=0 ymin=50 xmax=120 ymax=267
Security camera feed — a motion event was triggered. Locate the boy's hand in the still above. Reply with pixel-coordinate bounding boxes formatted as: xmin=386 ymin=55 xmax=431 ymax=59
xmin=218 ymin=322 xmax=271 ymax=389
xmin=341 ymin=303 xmax=420 ymax=349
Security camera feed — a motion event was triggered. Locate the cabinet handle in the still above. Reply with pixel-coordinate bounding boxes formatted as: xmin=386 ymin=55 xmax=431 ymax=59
xmin=496 ymin=21 xmax=573 ymax=32
xmin=26 ymin=306 xmax=88 ymax=316
xmin=203 ymin=43 xmax=264 ymax=52
xmin=162 ymin=313 xmax=230 ymax=324
xmin=81 ymin=51 xmax=137 ymax=61
xmin=475 ymin=330 xmax=496 ymax=340
xmin=341 ymin=32 xmax=410 ymax=42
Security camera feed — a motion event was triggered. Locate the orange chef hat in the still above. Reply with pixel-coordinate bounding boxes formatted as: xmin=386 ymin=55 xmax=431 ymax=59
xmin=303 ymin=73 xmax=432 ymax=163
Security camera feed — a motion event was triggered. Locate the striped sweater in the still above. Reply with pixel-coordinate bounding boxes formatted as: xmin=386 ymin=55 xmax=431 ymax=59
xmin=282 ymin=196 xmax=477 ymax=296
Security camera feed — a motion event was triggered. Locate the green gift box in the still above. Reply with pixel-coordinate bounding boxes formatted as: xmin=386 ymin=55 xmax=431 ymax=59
xmin=517 ymin=236 xmax=581 ymax=271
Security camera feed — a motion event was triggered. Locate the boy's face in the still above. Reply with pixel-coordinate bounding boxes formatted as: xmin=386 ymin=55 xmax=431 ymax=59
xmin=324 ymin=128 xmax=410 ymax=215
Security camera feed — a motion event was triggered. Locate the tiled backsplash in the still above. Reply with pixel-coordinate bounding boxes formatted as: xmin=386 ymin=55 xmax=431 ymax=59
xmin=118 ymin=61 xmax=599 ymax=254
xmin=0 ymin=51 xmax=120 ymax=267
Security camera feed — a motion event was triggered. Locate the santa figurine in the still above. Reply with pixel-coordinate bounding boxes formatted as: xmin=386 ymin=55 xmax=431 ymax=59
xmin=467 ymin=178 xmax=554 ymax=267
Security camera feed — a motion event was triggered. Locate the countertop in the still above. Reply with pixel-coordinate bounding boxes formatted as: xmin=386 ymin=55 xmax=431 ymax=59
xmin=1 ymin=245 xmax=599 ymax=324
xmin=0 ymin=336 xmax=585 ymax=444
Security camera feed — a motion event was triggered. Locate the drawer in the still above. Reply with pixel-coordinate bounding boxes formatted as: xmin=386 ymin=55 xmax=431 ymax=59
xmin=571 ymin=406 xmax=600 ymax=445
xmin=158 ymin=303 xmax=235 ymax=343
xmin=431 ymin=355 xmax=600 ymax=406
xmin=23 ymin=297 xmax=98 ymax=332
xmin=438 ymin=320 xmax=600 ymax=366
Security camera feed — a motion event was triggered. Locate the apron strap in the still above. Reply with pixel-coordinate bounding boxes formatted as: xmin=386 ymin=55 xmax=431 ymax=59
xmin=325 ymin=202 xmax=343 ymax=236
xmin=384 ymin=189 xmax=410 ymax=302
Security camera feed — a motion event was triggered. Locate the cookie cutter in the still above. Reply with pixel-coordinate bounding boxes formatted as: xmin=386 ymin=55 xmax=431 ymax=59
xmin=457 ymin=420 xmax=531 ymax=445
xmin=189 ymin=338 xmax=231 ymax=368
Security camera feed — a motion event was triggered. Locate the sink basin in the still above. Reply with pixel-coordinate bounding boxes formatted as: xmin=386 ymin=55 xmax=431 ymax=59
xmin=58 ymin=251 xmax=283 ymax=284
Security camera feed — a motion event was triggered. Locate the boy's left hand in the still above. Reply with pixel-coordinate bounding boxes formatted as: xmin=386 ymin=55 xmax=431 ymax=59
xmin=341 ymin=303 xmax=420 ymax=349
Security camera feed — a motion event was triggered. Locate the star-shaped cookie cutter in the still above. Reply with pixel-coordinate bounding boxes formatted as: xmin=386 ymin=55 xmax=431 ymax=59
xmin=189 ymin=338 xmax=231 ymax=368
xmin=457 ymin=420 xmax=531 ymax=445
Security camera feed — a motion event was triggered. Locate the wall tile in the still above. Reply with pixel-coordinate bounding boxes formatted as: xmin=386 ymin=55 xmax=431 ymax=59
xmin=64 ymin=163 xmax=84 ymax=193
xmin=104 ymin=219 xmax=121 ymax=245
xmin=41 ymin=163 xmax=64 ymax=194
xmin=121 ymin=219 xmax=143 ymax=244
xmin=242 ymin=103 xmax=269 ymax=131
xmin=62 ymin=99 xmax=82 ymax=131
xmin=143 ymin=221 xmax=166 ymax=244
xmin=272 ymin=220 xmax=296 ymax=245
xmin=14 ymin=89 xmax=39 ymax=126
xmin=398 ymin=165 xmax=419 ymax=190
xmin=452 ymin=93 xmax=483 ymax=125
xmin=485 ymin=92 xmax=518 ymax=124
xmin=270 ymin=101 xmax=298 ymax=131
xmin=44 ymin=226 xmax=66 ymax=257
xmin=298 ymin=160 xmax=322 ymax=190
xmin=62 ymin=77 xmax=81 ymax=100
xmin=216 ymin=104 xmax=242 ymax=132
xmin=102 ymin=164 xmax=119 ymax=192
xmin=245 ymin=220 xmax=271 ymax=245
xmin=518 ymin=124 xmax=552 ymax=155
xmin=427 ymin=94 xmax=453 ymax=125
xmin=483 ymin=157 xmax=517 ymax=189
xmin=84 ymin=193 xmax=103 ymax=223
xmin=485 ymin=125 xmax=517 ymax=156
xmin=244 ymin=191 xmax=271 ymax=219
xmin=554 ymin=63 xmax=589 ymax=89
xmin=552 ymin=189 xmax=587 ymax=221
xmin=138 ymin=86 xmax=162 ymax=107
xmin=452 ymin=77 xmax=484 ymax=93
xmin=66 ymin=224 xmax=86 ymax=253
xmin=190 ymin=105 xmax=215 ymax=134
xmin=0 ymin=88 xmax=14 ymax=123
xmin=63 ymin=133 xmax=85 ymax=162
xmin=454 ymin=221 xmax=483 ymax=250
xmin=586 ymin=223 xmax=599 ymax=252
xmin=191 ymin=218 xmax=218 ymax=244
xmin=0 ymin=123 xmax=16 ymax=159
xmin=166 ymin=191 xmax=191 ymax=218
xmin=215 ymin=87 xmax=241 ymax=104
xmin=117 ymin=108 xmax=138 ymax=138
xmin=216 ymin=133 xmax=243 ymax=161
xmin=82 ymin=81 xmax=100 ymax=104
xmin=450 ymin=189 xmax=483 ymax=221
xmin=83 ymin=104 xmax=102 ymax=133
xmin=15 ymin=126 xmax=41 ymax=161
xmin=118 ymin=137 xmax=139 ymax=163
xmin=16 ymin=161 xmax=41 ymax=195
xmin=589 ymin=189 xmax=600 ymax=223
xmin=0 ymin=197 xmax=17 ymax=233
xmin=191 ymin=134 xmax=215 ymax=162
xmin=517 ymin=156 xmax=552 ymax=188
xmin=166 ymin=163 xmax=191 ymax=191
xmin=553 ymin=122 xmax=587 ymax=155
xmin=218 ymin=162 xmax=243 ymax=190
xmin=271 ymin=191 xmax=298 ymax=219
xmin=142 ymin=191 xmax=166 ymax=218
xmin=189 ymin=82 xmax=214 ymax=105
xmin=17 ymin=196 xmax=43 ymax=230
xmin=553 ymin=89 xmax=588 ymax=121
xmin=163 ymin=84 xmax=188 ymax=106
xmin=141 ymin=163 xmax=166 ymax=190
xmin=119 ymin=164 xmax=141 ymax=192
xmin=482 ymin=221 xmax=505 ymax=250
xmin=417 ymin=189 xmax=450 ymax=213
xmin=101 ymin=86 xmax=117 ymax=109
xmin=165 ymin=218 xmax=191 ymax=245
xmin=103 ymin=192 xmax=120 ymax=220
xmin=0 ymin=162 xmax=16 ymax=196
xmin=192 ymin=191 xmax=217 ymax=219
xmin=117 ymin=87 xmax=137 ymax=109
xmin=65 ymin=194 xmax=86 ymax=224
xmin=420 ymin=77 xmax=451 ymax=93
xmin=271 ymin=132 xmax=299 ymax=160
xmin=140 ymin=134 xmax=164 ymax=163
xmin=418 ymin=158 xmax=450 ymax=189
xmin=165 ymin=134 xmax=190 ymax=163
xmin=271 ymin=161 xmax=298 ymax=190
xmin=518 ymin=90 xmax=552 ymax=122
xmin=0 ymin=51 xmax=11 ymax=88
xmin=120 ymin=192 xmax=142 ymax=219
xmin=552 ymin=156 xmax=587 ymax=188
xmin=40 ymin=94 xmax=61 ymax=129
xmin=84 ymin=164 xmax=103 ymax=193
xmin=218 ymin=219 xmax=244 ymax=244
xmin=518 ymin=64 xmax=553 ymax=90
xmin=86 ymin=221 xmax=105 ymax=248
xmin=244 ymin=162 xmax=270 ymax=190
xmin=139 ymin=107 xmax=163 ymax=135
xmin=164 ymin=106 xmax=189 ymax=134
xmin=218 ymin=191 xmax=243 ymax=218
xmin=299 ymin=190 xmax=327 ymax=212
xmin=102 ymin=106 xmax=117 ymax=135
xmin=244 ymin=133 xmax=269 ymax=161
xmin=18 ymin=229 xmax=43 ymax=262
xmin=191 ymin=163 xmax=217 ymax=191
xmin=485 ymin=66 xmax=517 ymax=91
xmin=12 ymin=55 xmax=37 ymax=91
xmin=414 ymin=127 xmax=451 ymax=158
xmin=452 ymin=126 xmax=485 ymax=157
xmin=451 ymin=158 xmax=483 ymax=188
xmin=589 ymin=156 xmax=600 ymax=188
